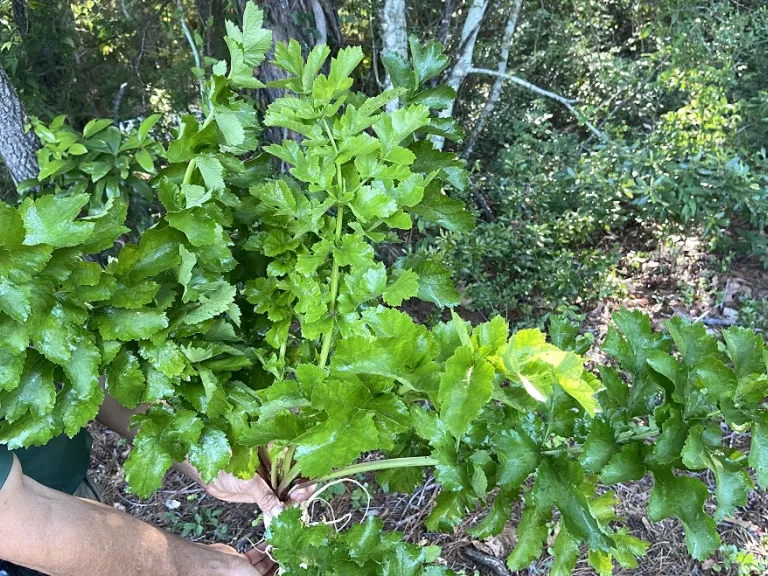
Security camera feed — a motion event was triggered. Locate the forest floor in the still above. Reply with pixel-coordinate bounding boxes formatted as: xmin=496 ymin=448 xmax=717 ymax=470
xmin=87 ymin=233 xmax=768 ymax=576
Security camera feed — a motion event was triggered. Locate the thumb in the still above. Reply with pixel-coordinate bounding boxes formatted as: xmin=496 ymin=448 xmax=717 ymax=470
xmin=248 ymin=474 xmax=284 ymax=520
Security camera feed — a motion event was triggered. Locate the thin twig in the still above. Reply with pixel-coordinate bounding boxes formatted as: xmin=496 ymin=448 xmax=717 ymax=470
xmin=176 ymin=0 xmax=204 ymax=95
xmin=468 ymin=67 xmax=606 ymax=141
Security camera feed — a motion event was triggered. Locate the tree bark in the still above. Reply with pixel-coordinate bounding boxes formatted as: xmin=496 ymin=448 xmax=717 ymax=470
xmin=252 ymin=0 xmax=339 ymax=143
xmin=438 ymin=0 xmax=454 ymax=45
xmin=0 ymin=65 xmax=39 ymax=186
xmin=463 ymin=0 xmax=523 ymax=158
xmin=381 ymin=0 xmax=408 ymax=112
xmin=434 ymin=0 xmax=489 ymax=150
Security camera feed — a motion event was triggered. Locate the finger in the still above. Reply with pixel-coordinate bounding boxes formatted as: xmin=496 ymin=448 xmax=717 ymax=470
xmin=250 ymin=474 xmax=284 ymax=516
xmin=244 ymin=547 xmax=267 ymax=563
xmin=261 ymin=565 xmax=278 ymax=576
xmin=254 ymin=557 xmax=275 ymax=572
xmin=289 ymin=484 xmax=316 ymax=502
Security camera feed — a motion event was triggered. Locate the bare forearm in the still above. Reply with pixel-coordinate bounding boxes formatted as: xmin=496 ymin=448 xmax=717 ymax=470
xmin=96 ymin=384 xmax=145 ymax=443
xmin=0 ymin=460 xmax=248 ymax=576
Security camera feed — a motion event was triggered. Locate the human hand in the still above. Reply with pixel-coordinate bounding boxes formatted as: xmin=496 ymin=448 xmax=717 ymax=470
xmin=205 ymin=543 xmax=276 ymax=576
xmin=204 ymin=470 xmax=314 ymax=524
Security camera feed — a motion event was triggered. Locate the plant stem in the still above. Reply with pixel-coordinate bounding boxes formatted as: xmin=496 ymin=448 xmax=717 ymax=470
xmin=288 ymin=429 xmax=660 ymax=494
xmin=541 ymin=428 xmax=659 ymax=456
xmin=281 ymin=445 xmax=297 ymax=479
xmin=271 ymin=449 xmax=283 ymax=490
xmin=183 ymin=158 xmax=197 ymax=185
xmin=291 ymin=456 xmax=438 ymax=494
xmin=316 ymin=120 xmax=345 ymax=369
xmin=318 ymin=203 xmax=344 ymax=367
xmin=277 ymin=461 xmax=303 ymax=497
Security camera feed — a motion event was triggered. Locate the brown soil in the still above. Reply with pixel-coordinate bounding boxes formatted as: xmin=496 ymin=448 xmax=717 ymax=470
xmin=87 ymin=233 xmax=768 ymax=576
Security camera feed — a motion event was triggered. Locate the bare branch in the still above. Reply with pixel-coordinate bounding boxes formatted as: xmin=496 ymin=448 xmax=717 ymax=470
xmin=463 ymin=0 xmax=523 ymax=158
xmin=113 ymin=82 xmax=129 ymax=123
xmin=438 ymin=0 xmax=454 ymax=45
xmin=469 ymin=67 xmax=606 ymax=141
xmin=177 ymin=0 xmax=204 ymax=95
xmin=434 ymin=0 xmax=490 ymax=150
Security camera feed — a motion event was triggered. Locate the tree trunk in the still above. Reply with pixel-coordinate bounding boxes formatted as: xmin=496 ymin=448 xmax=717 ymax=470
xmin=381 ymin=0 xmax=408 ymax=112
xmin=434 ymin=0 xmax=489 ymax=150
xmin=463 ymin=0 xmax=523 ymax=158
xmin=252 ymin=0 xmax=339 ymax=142
xmin=0 ymin=65 xmax=39 ymax=186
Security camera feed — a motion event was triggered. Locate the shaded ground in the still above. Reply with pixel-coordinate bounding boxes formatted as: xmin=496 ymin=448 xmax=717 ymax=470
xmin=88 ymin=233 xmax=768 ymax=576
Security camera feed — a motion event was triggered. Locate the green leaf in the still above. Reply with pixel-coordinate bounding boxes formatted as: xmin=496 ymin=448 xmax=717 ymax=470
xmin=681 ymin=424 xmax=752 ymax=521
xmin=0 ymin=204 xmax=25 ymax=249
xmin=196 ymin=155 xmax=226 ymax=192
xmin=374 ymin=105 xmax=431 ymax=156
xmin=20 ymin=194 xmax=95 ymax=248
xmin=467 ymin=487 xmax=517 ymax=538
xmin=82 ymin=118 xmax=113 ymax=138
xmin=382 ymin=51 xmax=415 ymax=92
xmin=188 ymin=426 xmax=231 ymax=483
xmin=603 ymin=309 xmax=667 ymax=379
xmin=551 ymin=527 xmax=580 ymax=576
xmin=105 ymin=349 xmax=146 ymax=408
xmin=167 ymin=115 xmax=218 ymax=162
xmin=0 ymin=351 xmax=55 ymax=422
xmin=408 ymin=36 xmax=449 ymax=86
xmin=437 ymin=346 xmax=494 ymax=438
xmin=723 ymin=326 xmax=765 ymax=378
xmin=410 ymin=180 xmax=474 ymax=233
xmin=533 ymin=457 xmax=614 ymax=552
xmin=692 ymin=357 xmax=737 ymax=404
xmin=166 ymin=207 xmax=222 ymax=247
xmin=138 ymin=114 xmax=162 ymax=142
xmin=580 ymin=418 xmax=618 ymax=474
xmin=96 ymin=307 xmax=169 ymax=341
xmin=294 ymin=413 xmax=380 ymax=478
xmin=382 ymin=270 xmax=419 ymax=306
xmin=350 ymin=183 xmax=398 ymax=222
xmin=135 ymin=149 xmax=155 ymax=172
xmin=409 ymin=259 xmax=460 ymax=308
xmin=648 ymin=468 xmax=720 ymax=560
xmin=665 ymin=316 xmax=718 ymax=367
xmin=182 ymin=283 xmax=237 ymax=325
xmin=125 ymin=430 xmax=174 ymax=497
xmin=0 ymin=349 xmax=24 ymax=392
xmin=600 ymin=443 xmax=646 ymax=485
xmin=648 ymin=409 xmax=688 ymax=466
xmin=62 ymin=336 xmax=102 ymax=404
xmin=506 ymin=496 xmax=550 ymax=570
xmin=492 ymin=428 xmax=540 ymax=488
xmin=749 ymin=411 xmax=768 ymax=489
xmin=139 ymin=341 xmax=187 ymax=379
xmin=241 ymin=3 xmax=272 ymax=66
xmin=68 ymin=143 xmax=88 ymax=155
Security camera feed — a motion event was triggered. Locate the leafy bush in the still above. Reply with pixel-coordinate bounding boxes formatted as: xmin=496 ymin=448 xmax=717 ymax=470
xmin=440 ymin=0 xmax=768 ymax=320
xmin=435 ymin=113 xmax=768 ymax=321
xmin=19 ymin=114 xmax=165 ymax=234
xmin=2 ymin=7 xmax=768 ymax=575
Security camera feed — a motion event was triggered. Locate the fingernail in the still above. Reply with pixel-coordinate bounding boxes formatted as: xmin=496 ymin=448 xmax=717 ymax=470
xmin=269 ymin=504 xmax=284 ymax=517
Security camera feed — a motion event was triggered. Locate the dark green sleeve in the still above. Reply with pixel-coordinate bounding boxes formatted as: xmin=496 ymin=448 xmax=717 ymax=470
xmin=0 ymin=446 xmax=13 ymax=490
